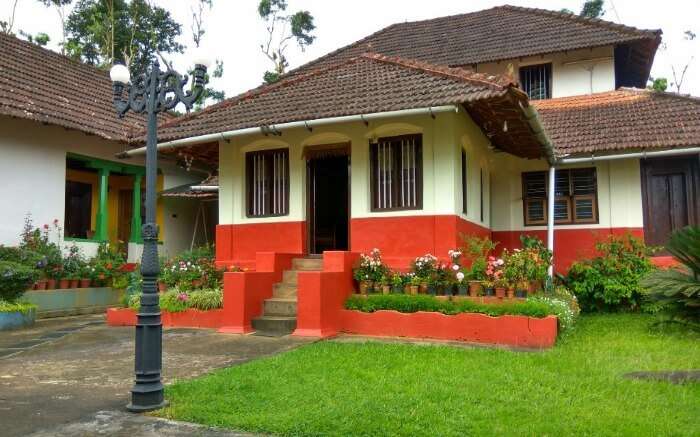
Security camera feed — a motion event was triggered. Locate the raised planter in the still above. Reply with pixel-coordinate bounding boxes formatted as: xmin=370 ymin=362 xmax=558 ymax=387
xmin=24 ymin=287 xmax=124 ymax=319
xmin=339 ymin=309 xmax=558 ymax=349
xmin=0 ymin=308 xmax=36 ymax=331
xmin=107 ymin=307 xmax=226 ymax=329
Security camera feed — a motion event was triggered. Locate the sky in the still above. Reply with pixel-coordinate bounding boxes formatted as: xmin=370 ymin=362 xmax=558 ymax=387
xmin=3 ymin=0 xmax=699 ymax=99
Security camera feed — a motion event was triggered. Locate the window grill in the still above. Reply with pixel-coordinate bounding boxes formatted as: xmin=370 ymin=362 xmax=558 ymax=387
xmin=370 ymin=134 xmax=422 ymax=211
xmin=519 ymin=63 xmax=552 ymax=100
xmin=246 ymin=148 xmax=289 ymax=217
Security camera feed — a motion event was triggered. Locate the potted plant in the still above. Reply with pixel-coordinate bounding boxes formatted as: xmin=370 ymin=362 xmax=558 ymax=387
xmin=353 ymin=249 xmax=388 ymax=295
xmin=409 ymin=275 xmax=421 ymax=295
xmin=468 ymin=279 xmax=482 ymax=297
xmin=79 ymin=264 xmax=91 ymax=288
xmin=390 ymin=273 xmax=404 ymax=294
xmin=494 ymin=278 xmax=507 ymax=298
xmin=35 ymin=275 xmax=48 ymax=291
xmin=379 ymin=274 xmax=391 ymax=295
xmin=515 ymin=280 xmax=529 ymax=298
xmin=456 ymin=270 xmax=468 ymax=296
xmin=58 ymin=271 xmax=70 ymax=289
xmin=483 ymin=280 xmax=495 ymax=296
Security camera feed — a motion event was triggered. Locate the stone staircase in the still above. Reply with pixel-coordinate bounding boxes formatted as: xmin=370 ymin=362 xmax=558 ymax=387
xmin=251 ymin=257 xmax=323 ymax=336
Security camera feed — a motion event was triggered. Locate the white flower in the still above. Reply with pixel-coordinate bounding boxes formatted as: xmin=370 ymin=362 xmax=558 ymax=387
xmin=456 ymin=272 xmax=465 ymax=282
xmin=452 ymin=264 xmax=460 ymax=271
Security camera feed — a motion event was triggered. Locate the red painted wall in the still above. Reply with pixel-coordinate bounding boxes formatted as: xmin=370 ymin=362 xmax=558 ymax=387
xmin=492 ymin=227 xmax=644 ymax=272
xmin=216 ymin=222 xmax=306 ymax=268
xmin=350 ymin=215 xmax=489 ymax=268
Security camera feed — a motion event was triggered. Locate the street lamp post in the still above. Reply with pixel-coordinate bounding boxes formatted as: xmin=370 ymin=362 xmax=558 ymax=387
xmin=110 ymin=56 xmax=210 ymax=412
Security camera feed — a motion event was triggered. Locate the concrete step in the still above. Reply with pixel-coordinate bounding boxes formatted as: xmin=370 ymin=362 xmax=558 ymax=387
xmin=252 ymin=316 xmax=297 ymax=336
xmin=273 ymin=283 xmax=297 ymax=298
xmin=292 ymin=257 xmax=323 ymax=271
xmin=282 ymin=269 xmax=300 ymax=285
xmin=264 ymin=298 xmax=297 ymax=317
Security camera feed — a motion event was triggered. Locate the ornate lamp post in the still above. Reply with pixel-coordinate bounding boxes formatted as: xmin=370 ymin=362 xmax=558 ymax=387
xmin=110 ymin=55 xmax=211 ymax=412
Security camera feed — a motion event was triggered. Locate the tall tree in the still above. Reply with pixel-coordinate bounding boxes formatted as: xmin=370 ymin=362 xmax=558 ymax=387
xmin=580 ymin=0 xmax=605 ymax=18
xmin=258 ymin=0 xmax=315 ymax=83
xmin=37 ymin=0 xmax=73 ymax=53
xmin=190 ymin=0 xmax=224 ymax=109
xmin=64 ymin=0 xmax=183 ymax=73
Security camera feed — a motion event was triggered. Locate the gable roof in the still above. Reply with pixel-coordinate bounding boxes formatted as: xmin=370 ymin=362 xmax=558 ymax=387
xmin=152 ymin=53 xmax=548 ymax=161
xmin=285 ymin=5 xmax=660 ymax=76
xmin=0 ymin=32 xmax=146 ymax=142
xmin=534 ymin=88 xmax=700 ymax=156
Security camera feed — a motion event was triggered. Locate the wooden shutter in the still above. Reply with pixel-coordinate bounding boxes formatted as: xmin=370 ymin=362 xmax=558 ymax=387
xmin=522 ymin=168 xmax=598 ymax=226
xmin=370 ymin=135 xmax=422 ymax=211
xmin=571 ymin=168 xmax=598 ymax=223
xmin=461 ymin=149 xmax=468 ymax=214
xmin=246 ymin=148 xmax=289 ymax=217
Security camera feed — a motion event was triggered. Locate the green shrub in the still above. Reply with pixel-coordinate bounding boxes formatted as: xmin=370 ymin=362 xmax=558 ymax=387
xmin=159 ymin=290 xmax=190 ymax=313
xmin=344 ymin=294 xmax=558 ymax=319
xmin=0 ymin=300 xmax=37 ymax=314
xmin=0 ymin=261 xmax=40 ymax=302
xmin=188 ymin=288 xmax=223 ymax=311
xmin=564 ymin=233 xmax=655 ymax=312
xmin=642 ymin=226 xmax=700 ymax=326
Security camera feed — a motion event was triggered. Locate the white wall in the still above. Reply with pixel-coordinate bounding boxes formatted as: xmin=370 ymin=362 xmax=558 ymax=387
xmin=476 ymin=46 xmax=616 ymax=98
xmin=489 ymin=153 xmax=644 ymax=232
xmin=0 ymin=116 xmax=200 ymax=257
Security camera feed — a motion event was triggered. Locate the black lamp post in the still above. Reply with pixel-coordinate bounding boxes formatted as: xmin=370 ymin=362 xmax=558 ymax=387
xmin=110 ymin=56 xmax=210 ymax=412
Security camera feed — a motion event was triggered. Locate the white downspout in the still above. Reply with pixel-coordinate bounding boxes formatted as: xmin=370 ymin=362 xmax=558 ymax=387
xmin=547 ymin=165 xmax=556 ymax=279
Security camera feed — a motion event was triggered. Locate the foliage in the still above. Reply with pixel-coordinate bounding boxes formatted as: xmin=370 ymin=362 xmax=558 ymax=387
xmin=62 ymin=244 xmax=86 ymax=279
xmin=19 ymin=215 xmax=63 ymax=279
xmin=409 ymin=254 xmax=438 ymax=281
xmin=189 ymin=0 xmax=225 ymax=109
xmin=88 ymin=242 xmax=127 ymax=284
xmin=188 ymin=288 xmax=223 ymax=311
xmin=353 ymin=249 xmax=389 ymax=283
xmin=258 ymin=0 xmax=316 ymax=83
xmin=0 ymin=261 xmax=40 ymax=302
xmin=344 ymin=294 xmax=559 ymax=319
xmin=65 ymin=0 xmax=183 ymax=74
xmin=161 ymin=246 xmax=221 ymax=291
xmin=0 ymin=300 xmax=37 ymax=314
xmin=648 ymin=76 xmax=668 ymax=92
xmin=642 ymin=226 xmax=700 ymax=325
xmin=128 ymin=287 xmax=223 ymax=312
xmin=460 ymin=235 xmax=497 ymax=281
xmin=564 ymin=233 xmax=656 ymax=312
xmin=529 ymin=287 xmax=581 ymax=332
xmin=579 ymin=0 xmax=604 ymax=18
xmin=159 ymin=289 xmax=191 ymax=313
xmin=156 ymin=314 xmax=700 ymax=436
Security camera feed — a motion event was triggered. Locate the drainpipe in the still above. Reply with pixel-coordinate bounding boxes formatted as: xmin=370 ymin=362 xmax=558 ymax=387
xmin=118 ymin=105 xmax=460 ymax=158
xmin=547 ymin=165 xmax=556 ymax=278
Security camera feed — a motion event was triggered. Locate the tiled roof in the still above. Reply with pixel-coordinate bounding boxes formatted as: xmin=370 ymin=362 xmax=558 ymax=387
xmin=160 ymin=174 xmax=218 ymax=198
xmin=286 ymin=5 xmax=660 ymax=75
xmin=154 ymin=53 xmax=522 ymax=142
xmin=0 ymin=32 xmax=145 ymax=142
xmin=534 ymin=88 xmax=700 ymax=156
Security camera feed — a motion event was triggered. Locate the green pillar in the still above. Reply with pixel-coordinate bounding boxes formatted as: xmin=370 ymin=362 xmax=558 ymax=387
xmin=130 ymin=174 xmax=143 ymax=243
xmin=95 ymin=168 xmax=110 ymax=241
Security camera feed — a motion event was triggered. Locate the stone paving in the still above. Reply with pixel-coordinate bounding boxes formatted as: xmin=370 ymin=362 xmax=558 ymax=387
xmin=0 ymin=314 xmax=314 ymax=436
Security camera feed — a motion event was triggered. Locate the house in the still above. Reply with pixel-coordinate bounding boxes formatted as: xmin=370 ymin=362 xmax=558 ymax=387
xmin=124 ymin=5 xmax=699 ymax=274
xmin=0 ymin=32 xmax=206 ymax=260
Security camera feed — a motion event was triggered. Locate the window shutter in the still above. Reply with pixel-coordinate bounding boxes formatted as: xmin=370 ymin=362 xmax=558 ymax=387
xmin=522 ymin=168 xmax=598 ymax=226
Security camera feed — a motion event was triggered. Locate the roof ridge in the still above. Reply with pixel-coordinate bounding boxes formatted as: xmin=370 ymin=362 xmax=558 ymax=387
xmin=619 ymin=86 xmax=700 ymax=104
xmin=361 ymin=53 xmax=514 ymax=89
xmin=496 ymin=5 xmax=661 ymax=38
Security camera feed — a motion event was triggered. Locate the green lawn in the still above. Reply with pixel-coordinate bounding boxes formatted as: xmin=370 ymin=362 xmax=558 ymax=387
xmin=157 ymin=315 xmax=700 ymax=436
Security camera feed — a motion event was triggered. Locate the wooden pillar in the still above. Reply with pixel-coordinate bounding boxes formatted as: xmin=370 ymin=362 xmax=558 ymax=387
xmin=95 ymin=167 xmax=110 ymax=241
xmin=130 ymin=174 xmax=143 ymax=243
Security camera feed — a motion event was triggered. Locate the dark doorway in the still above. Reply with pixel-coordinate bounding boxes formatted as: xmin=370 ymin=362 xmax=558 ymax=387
xmin=641 ymin=155 xmax=700 ymax=247
xmin=307 ymin=154 xmax=349 ymax=255
xmin=64 ymin=180 xmax=92 ymax=239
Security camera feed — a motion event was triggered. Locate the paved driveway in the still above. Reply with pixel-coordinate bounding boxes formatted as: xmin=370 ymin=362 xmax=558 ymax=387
xmin=0 ymin=314 xmax=313 ymax=436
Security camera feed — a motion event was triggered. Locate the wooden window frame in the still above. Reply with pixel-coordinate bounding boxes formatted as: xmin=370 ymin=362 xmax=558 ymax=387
xmin=461 ymin=149 xmax=468 ymax=214
xmin=369 ymin=134 xmax=423 ymax=212
xmin=519 ymin=62 xmax=552 ymax=100
xmin=245 ymin=148 xmax=290 ymax=218
xmin=522 ymin=168 xmax=599 ymax=226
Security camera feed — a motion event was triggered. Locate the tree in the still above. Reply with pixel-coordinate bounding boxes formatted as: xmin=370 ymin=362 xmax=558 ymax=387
xmin=654 ymin=30 xmax=696 ymax=94
xmin=258 ymin=0 xmax=316 ymax=83
xmin=580 ymin=0 xmax=604 ymax=18
xmin=648 ymin=77 xmax=668 ymax=92
xmin=37 ymin=0 xmax=73 ymax=53
xmin=64 ymin=0 xmax=183 ymax=74
xmin=1 ymin=0 xmax=20 ymax=34
xmin=18 ymin=30 xmax=51 ymax=46
xmin=189 ymin=0 xmax=225 ymax=109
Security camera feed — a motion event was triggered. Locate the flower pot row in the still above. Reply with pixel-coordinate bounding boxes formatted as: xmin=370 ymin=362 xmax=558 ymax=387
xmin=32 ymin=278 xmax=94 ymax=290
xmin=358 ymin=280 xmax=540 ymax=299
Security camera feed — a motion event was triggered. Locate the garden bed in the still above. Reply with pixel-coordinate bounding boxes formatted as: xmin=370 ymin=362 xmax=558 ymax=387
xmin=0 ymin=302 xmax=36 ymax=331
xmin=106 ymin=307 xmax=226 ymax=329
xmin=24 ymin=287 xmax=123 ymax=318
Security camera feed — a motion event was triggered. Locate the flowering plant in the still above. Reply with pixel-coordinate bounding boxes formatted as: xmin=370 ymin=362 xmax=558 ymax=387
xmin=485 ymin=255 xmax=505 ymax=283
xmin=410 ymin=254 xmax=438 ymax=280
xmin=353 ymin=248 xmax=389 ymax=282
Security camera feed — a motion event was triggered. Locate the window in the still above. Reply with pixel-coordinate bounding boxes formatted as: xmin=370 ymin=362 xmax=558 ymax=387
xmin=370 ymin=134 xmax=422 ymax=211
xmin=522 ymin=168 xmax=598 ymax=226
xmin=461 ymin=149 xmax=468 ymax=214
xmin=246 ymin=148 xmax=289 ymax=217
xmin=519 ymin=63 xmax=552 ymax=100
xmin=65 ymin=180 xmax=93 ymax=238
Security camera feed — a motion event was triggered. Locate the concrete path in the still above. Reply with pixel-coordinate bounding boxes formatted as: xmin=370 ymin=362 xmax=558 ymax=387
xmin=0 ymin=314 xmax=314 ymax=436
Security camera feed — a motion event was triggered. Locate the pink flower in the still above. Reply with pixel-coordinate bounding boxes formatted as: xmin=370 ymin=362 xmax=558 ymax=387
xmin=43 ymin=224 xmax=49 ymax=230
xmin=452 ymin=264 xmax=460 ymax=271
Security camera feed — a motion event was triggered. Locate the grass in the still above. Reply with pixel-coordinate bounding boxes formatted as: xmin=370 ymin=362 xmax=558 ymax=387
xmin=157 ymin=314 xmax=700 ymax=436
xmin=0 ymin=300 xmax=36 ymax=314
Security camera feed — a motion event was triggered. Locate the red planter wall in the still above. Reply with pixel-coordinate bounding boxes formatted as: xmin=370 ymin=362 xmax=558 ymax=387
xmin=106 ymin=307 xmax=226 ymax=329
xmin=350 ymin=215 xmax=490 ymax=268
xmin=492 ymin=227 xmax=644 ymax=272
xmin=216 ymin=222 xmax=306 ymax=268
xmin=340 ymin=309 xmax=558 ymax=349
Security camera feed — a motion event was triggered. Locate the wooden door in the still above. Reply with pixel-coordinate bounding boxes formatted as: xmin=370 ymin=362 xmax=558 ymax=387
xmin=118 ymin=189 xmax=133 ymax=244
xmin=641 ymin=155 xmax=700 ymax=247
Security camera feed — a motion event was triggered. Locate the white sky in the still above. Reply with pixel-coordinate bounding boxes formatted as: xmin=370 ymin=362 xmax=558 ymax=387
xmin=3 ymin=0 xmax=699 ymax=98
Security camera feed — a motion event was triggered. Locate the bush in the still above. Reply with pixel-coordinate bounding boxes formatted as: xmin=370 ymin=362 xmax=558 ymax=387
xmin=127 ymin=287 xmax=223 ymax=312
xmin=161 ymin=246 xmax=221 ymax=291
xmin=189 ymin=288 xmax=223 ymax=311
xmin=0 ymin=261 xmax=40 ymax=302
xmin=564 ymin=234 xmax=655 ymax=312
xmin=344 ymin=294 xmax=558 ymax=319
xmin=0 ymin=300 xmax=37 ymax=314
xmin=642 ymin=226 xmax=700 ymax=326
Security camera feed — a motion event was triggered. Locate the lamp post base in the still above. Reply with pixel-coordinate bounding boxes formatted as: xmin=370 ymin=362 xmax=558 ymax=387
xmin=126 ymin=399 xmax=169 ymax=413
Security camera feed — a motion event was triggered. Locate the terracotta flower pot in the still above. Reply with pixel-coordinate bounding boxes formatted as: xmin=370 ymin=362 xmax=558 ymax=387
xmin=46 ymin=279 xmax=56 ymax=290
xmin=419 ymin=283 xmax=428 ymax=294
xmin=495 ymin=287 xmax=506 ymax=298
xmin=58 ymin=279 xmax=70 ymax=289
xmin=468 ymin=281 xmax=482 ymax=297
xmin=507 ymin=287 xmax=515 ymax=299
xmin=158 ymin=282 xmax=168 ymax=293
xmin=69 ymin=279 xmax=79 ymax=289
xmin=409 ymin=285 xmax=419 ymax=295
xmin=382 ymin=285 xmax=391 ymax=295
xmin=529 ymin=280 xmax=540 ymax=294
xmin=79 ymin=278 xmax=92 ymax=288
xmin=359 ymin=281 xmax=372 ymax=295
xmin=35 ymin=279 xmax=47 ymax=291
